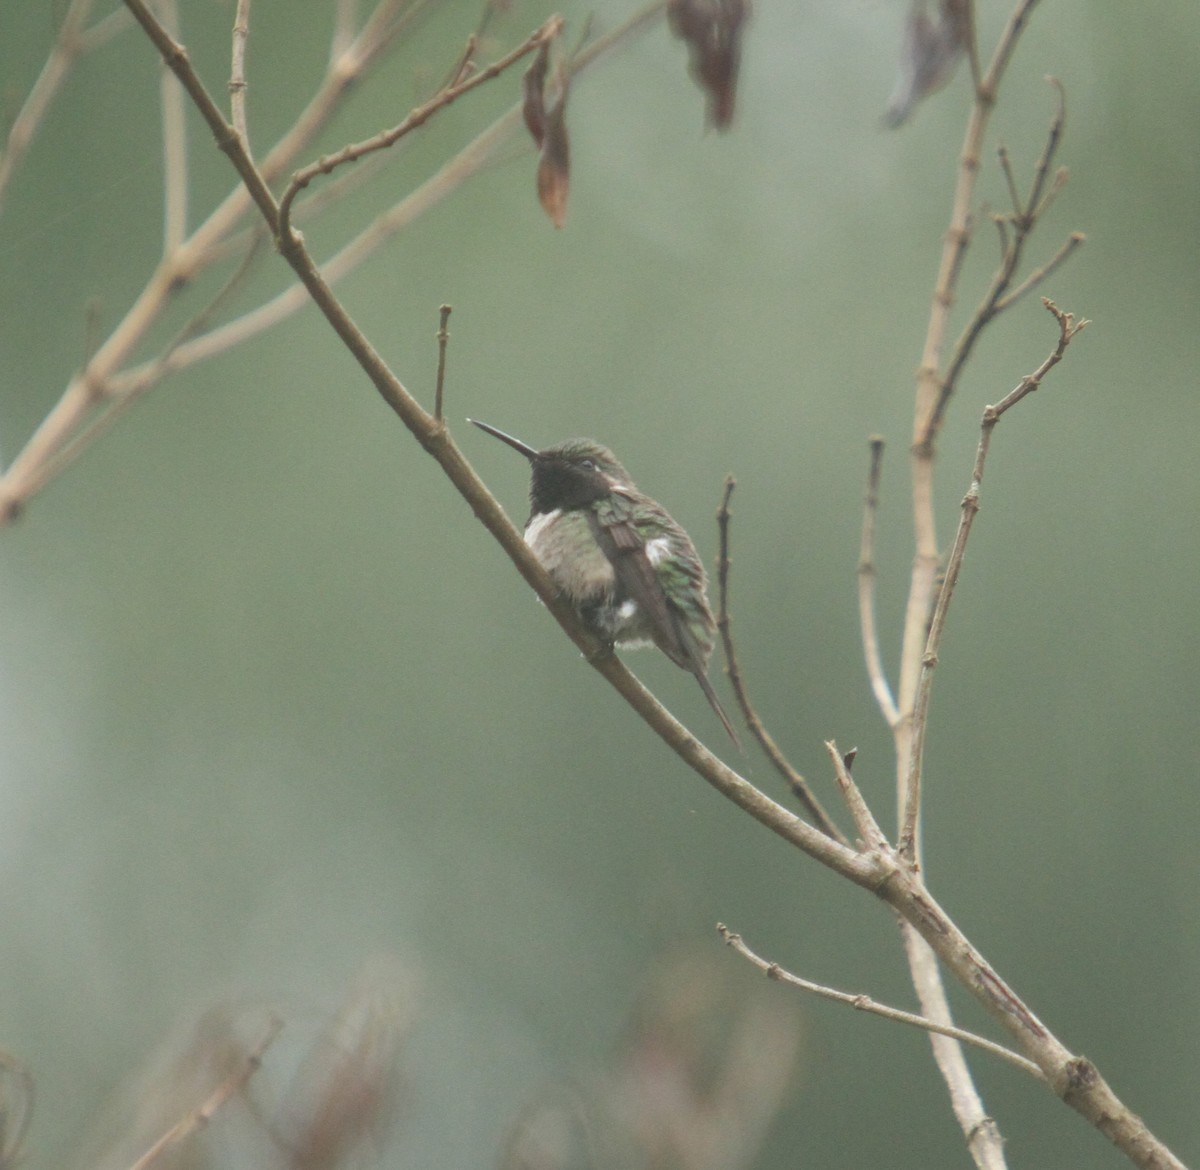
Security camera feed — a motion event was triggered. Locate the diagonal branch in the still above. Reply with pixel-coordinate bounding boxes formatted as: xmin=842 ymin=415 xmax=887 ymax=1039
xmin=127 ymin=1015 xmax=282 ymax=1170
xmin=0 ymin=0 xmax=101 ymax=217
xmin=277 ymin=15 xmax=565 ymax=236
xmin=717 ymin=923 xmax=1045 ymax=1080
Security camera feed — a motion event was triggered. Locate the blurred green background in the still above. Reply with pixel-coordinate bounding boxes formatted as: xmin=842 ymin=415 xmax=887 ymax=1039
xmin=1 ymin=2 xmax=1197 ymax=1167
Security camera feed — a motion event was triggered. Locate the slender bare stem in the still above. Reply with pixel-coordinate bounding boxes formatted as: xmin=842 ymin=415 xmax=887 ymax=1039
xmin=926 ymin=77 xmax=1077 ymax=445
xmin=857 ymin=437 xmax=899 ymax=727
xmin=993 ymin=231 xmax=1084 ymax=313
xmin=717 ymin=924 xmax=1044 ymax=1080
xmin=900 ymin=301 xmax=1087 ymax=853
xmin=433 ymin=304 xmax=451 ymax=423
xmin=230 ymin=0 xmax=251 ymax=150
xmin=127 ymin=1015 xmax=282 ymax=1170
xmin=716 ymin=479 xmax=848 ymax=845
xmin=278 ymin=16 xmax=564 ymax=236
xmin=825 ymin=741 xmax=892 ymax=854
xmin=0 ymin=0 xmax=98 ymax=217
xmin=158 ymin=0 xmax=187 ymax=253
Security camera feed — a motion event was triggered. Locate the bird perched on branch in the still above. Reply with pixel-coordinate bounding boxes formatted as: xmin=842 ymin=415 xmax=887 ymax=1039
xmin=470 ymin=419 xmax=739 ymax=747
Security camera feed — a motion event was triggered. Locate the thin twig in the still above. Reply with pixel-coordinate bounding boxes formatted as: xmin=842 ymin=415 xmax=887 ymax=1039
xmin=825 ymin=741 xmax=889 ymax=853
xmin=97 ymin=5 xmax=663 ymax=409
xmin=433 ymin=303 xmax=451 ymax=422
xmin=34 ymin=232 xmax=270 ymax=494
xmin=923 ymin=77 xmax=1075 ymax=450
xmin=158 ymin=0 xmax=187 ymax=253
xmin=127 ymin=1015 xmax=283 ymax=1170
xmin=998 ymin=144 xmax=1022 ymax=220
xmin=993 ymin=231 xmax=1084 ymax=313
xmin=899 ymin=300 xmax=1087 ymax=856
xmin=278 ymin=16 xmax=564 ymax=236
xmin=440 ymin=32 xmax=478 ymax=91
xmin=0 ymin=0 xmax=98 ymax=216
xmin=78 ymin=6 xmax=133 ymax=54
xmin=230 ymin=0 xmax=251 ymax=150
xmin=717 ymin=924 xmax=1045 ymax=1080
xmin=716 ymin=479 xmax=848 ymax=845
xmin=857 ymin=437 xmax=899 ymax=728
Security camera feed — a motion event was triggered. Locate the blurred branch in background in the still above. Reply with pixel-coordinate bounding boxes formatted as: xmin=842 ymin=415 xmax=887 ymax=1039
xmin=79 ymin=961 xmax=412 ymax=1170
xmin=499 ymin=948 xmax=802 ymax=1170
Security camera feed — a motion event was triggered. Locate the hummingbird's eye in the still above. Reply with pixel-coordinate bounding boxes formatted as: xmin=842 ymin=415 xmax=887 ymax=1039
xmin=579 ymin=458 xmax=597 ymax=471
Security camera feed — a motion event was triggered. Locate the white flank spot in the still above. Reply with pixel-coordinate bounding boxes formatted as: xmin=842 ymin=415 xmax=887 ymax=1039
xmin=617 ymin=599 xmax=639 ymax=621
xmin=524 ymin=509 xmax=561 ymax=547
xmin=645 ymin=536 xmax=672 ymax=566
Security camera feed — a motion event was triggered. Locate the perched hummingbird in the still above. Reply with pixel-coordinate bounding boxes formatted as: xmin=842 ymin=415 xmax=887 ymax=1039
xmin=469 ymin=419 xmax=740 ymax=747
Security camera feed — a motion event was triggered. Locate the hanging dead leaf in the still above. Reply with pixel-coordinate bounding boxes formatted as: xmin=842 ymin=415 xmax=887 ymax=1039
xmin=522 ymin=39 xmax=551 ymax=147
xmin=667 ymin=0 xmax=750 ymax=131
xmin=536 ymin=91 xmax=570 ymax=229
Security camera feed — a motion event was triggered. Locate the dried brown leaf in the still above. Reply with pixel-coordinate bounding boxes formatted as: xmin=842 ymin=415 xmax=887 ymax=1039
xmin=536 ymin=89 xmax=570 ymax=229
xmin=522 ymin=39 xmax=550 ymax=147
xmin=667 ymin=0 xmax=750 ymax=131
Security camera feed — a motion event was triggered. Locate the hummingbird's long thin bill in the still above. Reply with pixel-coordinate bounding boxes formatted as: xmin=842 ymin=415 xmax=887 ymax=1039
xmin=467 ymin=418 xmax=539 ymax=460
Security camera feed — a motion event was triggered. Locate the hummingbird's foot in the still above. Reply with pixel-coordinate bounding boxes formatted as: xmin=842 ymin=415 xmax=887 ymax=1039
xmin=583 ymin=639 xmax=616 ymax=664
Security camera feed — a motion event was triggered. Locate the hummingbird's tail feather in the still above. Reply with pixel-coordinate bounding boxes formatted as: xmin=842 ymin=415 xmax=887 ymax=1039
xmin=693 ymin=668 xmax=742 ymax=750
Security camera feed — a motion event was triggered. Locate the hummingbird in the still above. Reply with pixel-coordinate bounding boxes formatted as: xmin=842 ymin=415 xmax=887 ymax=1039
xmin=469 ymin=419 xmax=740 ymax=747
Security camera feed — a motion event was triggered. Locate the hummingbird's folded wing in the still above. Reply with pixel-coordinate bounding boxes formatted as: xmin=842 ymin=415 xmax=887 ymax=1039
xmin=588 ymin=503 xmax=700 ymax=673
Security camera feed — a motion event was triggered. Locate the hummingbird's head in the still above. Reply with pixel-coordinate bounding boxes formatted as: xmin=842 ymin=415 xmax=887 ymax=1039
xmin=469 ymin=421 xmax=634 ymax=513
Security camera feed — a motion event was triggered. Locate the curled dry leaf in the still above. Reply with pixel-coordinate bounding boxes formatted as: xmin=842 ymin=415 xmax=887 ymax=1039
xmin=667 ymin=0 xmax=751 ymax=131
xmin=884 ymin=0 xmax=971 ymax=128
xmin=525 ymin=42 xmax=570 ymax=229
xmin=536 ymin=85 xmax=570 ymax=229
xmin=522 ymin=39 xmax=551 ymax=147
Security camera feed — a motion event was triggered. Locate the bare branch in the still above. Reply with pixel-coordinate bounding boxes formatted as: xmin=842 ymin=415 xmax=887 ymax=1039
xmin=127 ymin=1015 xmax=282 ymax=1170
xmin=229 ymin=0 xmax=251 ymax=150
xmin=433 ymin=304 xmax=451 ymax=423
xmin=993 ymin=230 xmax=1084 ymax=313
xmin=717 ymin=924 xmax=1045 ymax=1080
xmin=716 ymin=479 xmax=849 ymax=845
xmin=278 ymin=16 xmax=565 ymax=237
xmin=899 ymin=300 xmax=1088 ymax=857
xmin=898 ymin=7 xmax=1049 ymax=1162
xmin=0 ymin=0 xmax=100 ymax=216
xmin=158 ymin=0 xmax=188 ymax=253
xmin=923 ymin=77 xmax=1077 ymax=451
xmin=825 ymin=741 xmax=889 ymax=853
xmin=857 ymin=437 xmax=899 ymax=727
